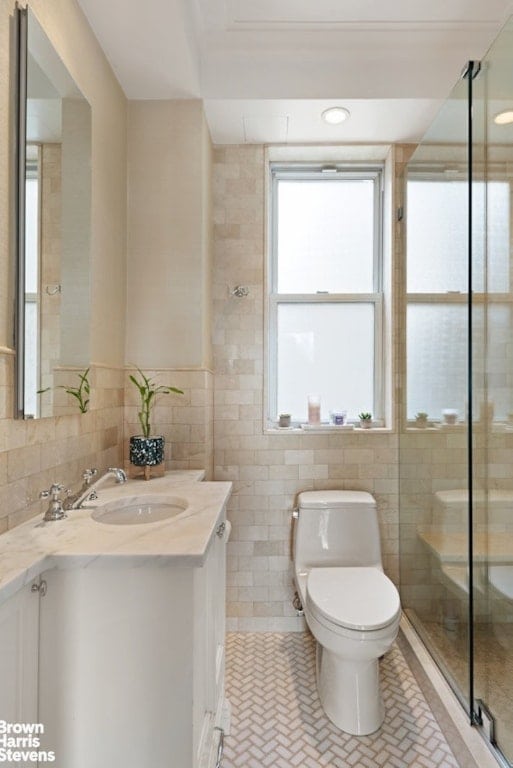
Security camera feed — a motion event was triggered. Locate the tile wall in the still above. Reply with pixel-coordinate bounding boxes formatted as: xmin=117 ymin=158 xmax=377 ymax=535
xmin=0 ymin=354 xmax=124 ymax=533
xmin=212 ymin=145 xmax=412 ymax=630
xmin=123 ymin=367 xmax=214 ymax=477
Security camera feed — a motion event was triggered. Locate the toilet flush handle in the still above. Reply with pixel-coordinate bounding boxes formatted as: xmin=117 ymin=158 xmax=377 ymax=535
xmin=290 ymin=508 xmax=300 ymax=561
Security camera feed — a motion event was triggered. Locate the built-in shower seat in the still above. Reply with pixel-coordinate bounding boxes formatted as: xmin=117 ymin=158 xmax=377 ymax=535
xmin=418 ymin=489 xmax=513 ymax=603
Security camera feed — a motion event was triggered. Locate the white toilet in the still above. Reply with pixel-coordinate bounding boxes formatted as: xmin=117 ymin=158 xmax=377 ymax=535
xmin=293 ymin=490 xmax=401 ymax=736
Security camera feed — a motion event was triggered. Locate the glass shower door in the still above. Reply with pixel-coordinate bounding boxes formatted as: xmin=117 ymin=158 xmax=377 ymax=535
xmin=401 ymin=72 xmax=472 ymax=714
xmin=402 ymin=15 xmax=513 ymax=767
xmin=470 ymin=19 xmax=513 ymax=766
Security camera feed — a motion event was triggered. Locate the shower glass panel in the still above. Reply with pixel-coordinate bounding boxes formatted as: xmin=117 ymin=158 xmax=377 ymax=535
xmin=402 ymin=73 xmax=471 ymax=712
xmin=402 ymin=16 xmax=513 ymax=767
xmin=471 ymin=18 xmax=513 ymax=765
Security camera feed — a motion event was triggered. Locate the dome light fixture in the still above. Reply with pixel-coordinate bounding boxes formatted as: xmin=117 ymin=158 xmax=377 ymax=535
xmin=494 ymin=110 xmax=513 ymax=125
xmin=321 ymin=107 xmax=350 ymax=125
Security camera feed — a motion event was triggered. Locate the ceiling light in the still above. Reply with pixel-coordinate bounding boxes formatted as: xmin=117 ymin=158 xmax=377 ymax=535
xmin=494 ymin=110 xmax=513 ymax=125
xmin=321 ymin=107 xmax=350 ymax=125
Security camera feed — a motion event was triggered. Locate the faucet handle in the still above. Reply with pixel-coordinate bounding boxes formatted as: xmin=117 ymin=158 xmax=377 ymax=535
xmin=40 ymin=484 xmax=67 ymax=522
xmin=40 ymin=483 xmax=64 ymax=501
xmin=82 ymin=468 xmax=98 ymax=485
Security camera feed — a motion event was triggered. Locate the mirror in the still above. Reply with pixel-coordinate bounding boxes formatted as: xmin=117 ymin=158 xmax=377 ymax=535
xmin=14 ymin=6 xmax=91 ymax=418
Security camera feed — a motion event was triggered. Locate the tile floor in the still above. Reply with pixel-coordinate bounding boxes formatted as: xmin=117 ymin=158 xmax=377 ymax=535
xmin=223 ymin=631 xmax=478 ymax=768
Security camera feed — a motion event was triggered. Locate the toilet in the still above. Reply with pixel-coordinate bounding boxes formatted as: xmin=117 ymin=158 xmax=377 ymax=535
xmin=293 ymin=490 xmax=401 ymax=736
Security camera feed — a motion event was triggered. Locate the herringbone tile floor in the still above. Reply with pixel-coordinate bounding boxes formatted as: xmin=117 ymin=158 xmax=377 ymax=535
xmin=223 ymin=632 xmax=461 ymax=768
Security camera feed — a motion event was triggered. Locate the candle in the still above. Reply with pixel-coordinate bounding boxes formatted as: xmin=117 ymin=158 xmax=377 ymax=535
xmin=308 ymin=394 xmax=321 ymax=424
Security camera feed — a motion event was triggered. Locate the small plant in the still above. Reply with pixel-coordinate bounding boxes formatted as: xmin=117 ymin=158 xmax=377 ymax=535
xmin=358 ymin=412 xmax=372 ymax=421
xmin=38 ymin=367 xmax=91 ymax=413
xmin=414 ymin=411 xmax=429 ymax=428
xmin=129 ymin=366 xmax=184 ymax=438
xmin=62 ymin=368 xmax=91 ymax=413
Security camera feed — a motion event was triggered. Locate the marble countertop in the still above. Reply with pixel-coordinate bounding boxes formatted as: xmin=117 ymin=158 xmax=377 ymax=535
xmin=0 ymin=471 xmax=232 ymax=606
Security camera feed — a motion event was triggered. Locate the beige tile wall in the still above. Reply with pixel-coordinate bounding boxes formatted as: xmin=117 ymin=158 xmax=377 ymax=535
xmin=0 ymin=354 xmax=123 ymax=533
xmin=123 ymin=367 xmax=214 ymax=478
xmin=212 ymin=145 xmax=404 ymax=631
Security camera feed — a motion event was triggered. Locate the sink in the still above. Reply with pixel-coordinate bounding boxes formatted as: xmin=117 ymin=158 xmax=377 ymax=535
xmin=91 ymin=495 xmax=189 ymax=525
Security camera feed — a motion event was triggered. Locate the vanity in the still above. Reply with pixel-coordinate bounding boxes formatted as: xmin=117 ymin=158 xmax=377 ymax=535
xmin=0 ymin=472 xmax=231 ymax=768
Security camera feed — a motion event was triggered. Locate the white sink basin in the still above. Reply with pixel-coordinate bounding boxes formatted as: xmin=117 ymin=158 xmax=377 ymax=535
xmin=91 ymin=495 xmax=189 ymax=525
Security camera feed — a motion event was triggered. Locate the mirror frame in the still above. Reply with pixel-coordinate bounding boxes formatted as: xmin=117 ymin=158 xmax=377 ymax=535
xmin=13 ymin=4 xmax=92 ymax=420
xmin=13 ymin=4 xmax=27 ymax=418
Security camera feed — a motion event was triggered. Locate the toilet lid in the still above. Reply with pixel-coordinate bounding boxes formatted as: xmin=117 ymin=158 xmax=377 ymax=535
xmin=306 ymin=567 xmax=401 ymax=631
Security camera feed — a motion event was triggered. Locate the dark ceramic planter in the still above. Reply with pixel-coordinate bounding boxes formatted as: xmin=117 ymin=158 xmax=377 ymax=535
xmin=129 ymin=435 xmax=165 ymax=467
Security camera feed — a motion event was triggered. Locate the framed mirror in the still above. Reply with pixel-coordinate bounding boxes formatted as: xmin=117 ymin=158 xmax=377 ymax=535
xmin=14 ymin=5 xmax=91 ymax=419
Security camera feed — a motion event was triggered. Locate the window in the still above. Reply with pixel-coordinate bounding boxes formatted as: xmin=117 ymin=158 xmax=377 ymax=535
xmin=406 ymin=173 xmax=512 ymax=421
xmin=267 ymin=165 xmax=384 ymax=425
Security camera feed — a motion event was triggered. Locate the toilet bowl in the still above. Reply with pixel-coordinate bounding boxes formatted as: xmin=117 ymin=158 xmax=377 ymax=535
xmin=293 ymin=490 xmax=401 ymax=735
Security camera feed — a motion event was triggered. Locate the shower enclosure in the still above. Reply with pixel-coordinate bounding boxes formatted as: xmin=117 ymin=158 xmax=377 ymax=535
xmin=400 ymin=17 xmax=513 ymax=768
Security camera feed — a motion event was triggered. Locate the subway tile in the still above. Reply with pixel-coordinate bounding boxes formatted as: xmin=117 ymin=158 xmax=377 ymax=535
xmin=284 ymin=450 xmax=314 ymax=465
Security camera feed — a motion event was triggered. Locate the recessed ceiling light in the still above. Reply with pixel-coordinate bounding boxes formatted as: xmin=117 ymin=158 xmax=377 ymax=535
xmin=494 ymin=110 xmax=513 ymax=125
xmin=322 ymin=107 xmax=350 ymax=125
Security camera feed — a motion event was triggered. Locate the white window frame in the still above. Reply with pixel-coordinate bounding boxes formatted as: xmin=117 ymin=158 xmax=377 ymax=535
xmin=267 ymin=164 xmax=385 ymax=426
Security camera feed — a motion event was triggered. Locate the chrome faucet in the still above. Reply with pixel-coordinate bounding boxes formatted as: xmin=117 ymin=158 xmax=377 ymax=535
xmin=63 ymin=468 xmax=98 ymax=510
xmin=40 ymin=483 xmax=67 ymax=521
xmin=66 ymin=467 xmax=127 ymax=510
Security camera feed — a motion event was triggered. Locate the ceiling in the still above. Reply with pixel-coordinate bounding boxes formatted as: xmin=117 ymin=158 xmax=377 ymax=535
xmin=76 ymin=0 xmax=513 ymax=144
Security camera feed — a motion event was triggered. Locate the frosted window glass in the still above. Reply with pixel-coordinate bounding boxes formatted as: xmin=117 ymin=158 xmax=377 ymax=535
xmin=277 ymin=303 xmax=374 ymax=421
xmin=408 ymin=303 xmax=513 ymax=420
xmin=477 ymin=304 xmax=513 ymax=420
xmin=486 ymin=182 xmax=510 ymax=293
xmin=277 ymin=180 xmax=374 ymax=293
xmin=407 ymin=181 xmax=467 ymax=292
xmin=407 ymin=304 xmax=468 ymax=419
xmin=25 ymin=177 xmax=39 ymax=294
xmin=407 ymin=180 xmax=509 ymax=293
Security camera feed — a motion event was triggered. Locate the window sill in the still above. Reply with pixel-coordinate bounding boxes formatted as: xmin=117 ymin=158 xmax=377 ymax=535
xmin=264 ymin=425 xmax=393 ymax=435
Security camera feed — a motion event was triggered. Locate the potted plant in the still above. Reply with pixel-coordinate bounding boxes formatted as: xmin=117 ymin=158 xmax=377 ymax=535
xmin=129 ymin=366 xmax=183 ymax=478
xmin=358 ymin=412 xmax=372 ymax=429
xmin=415 ymin=411 xmax=428 ymax=428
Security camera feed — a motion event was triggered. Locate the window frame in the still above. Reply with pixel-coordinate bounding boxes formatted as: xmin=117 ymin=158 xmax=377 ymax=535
xmin=267 ymin=164 xmax=385 ymax=427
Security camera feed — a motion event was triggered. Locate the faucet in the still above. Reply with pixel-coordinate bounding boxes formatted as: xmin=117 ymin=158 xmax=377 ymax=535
xmin=40 ymin=483 xmax=67 ymax=522
xmin=65 ymin=467 xmax=127 ymax=510
xmin=63 ymin=468 xmax=98 ymax=510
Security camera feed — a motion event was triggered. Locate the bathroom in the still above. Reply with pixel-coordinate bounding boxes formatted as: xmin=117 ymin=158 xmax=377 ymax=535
xmin=1 ymin=1 xmax=513 ymax=766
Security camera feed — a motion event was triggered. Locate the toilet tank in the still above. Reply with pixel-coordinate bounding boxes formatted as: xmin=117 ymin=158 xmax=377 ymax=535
xmin=294 ymin=490 xmax=382 ymax=571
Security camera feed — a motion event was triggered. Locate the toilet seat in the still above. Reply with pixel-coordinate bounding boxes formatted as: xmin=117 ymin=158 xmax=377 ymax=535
xmin=306 ymin=567 xmax=401 ymax=632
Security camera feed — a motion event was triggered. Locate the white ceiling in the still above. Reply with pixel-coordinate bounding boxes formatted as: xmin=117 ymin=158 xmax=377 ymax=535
xmin=76 ymin=0 xmax=513 ymax=144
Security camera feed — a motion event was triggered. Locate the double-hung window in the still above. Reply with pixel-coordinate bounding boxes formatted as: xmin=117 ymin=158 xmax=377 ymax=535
xmin=267 ymin=165 xmax=384 ymax=426
xmin=406 ymin=170 xmax=512 ymax=421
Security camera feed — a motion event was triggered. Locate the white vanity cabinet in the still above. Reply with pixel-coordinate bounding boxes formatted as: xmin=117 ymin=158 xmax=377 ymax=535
xmin=37 ymin=514 xmax=229 ymax=768
xmin=0 ymin=583 xmax=39 ymax=726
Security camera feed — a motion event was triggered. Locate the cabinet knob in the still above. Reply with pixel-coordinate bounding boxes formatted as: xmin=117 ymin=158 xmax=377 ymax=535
xmin=215 ymin=520 xmax=231 ymax=541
